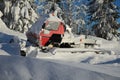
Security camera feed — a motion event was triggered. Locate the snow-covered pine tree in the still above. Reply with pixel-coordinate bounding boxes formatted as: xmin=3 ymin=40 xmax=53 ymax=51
xmin=57 ymin=0 xmax=72 ymax=27
xmin=87 ymin=0 xmax=120 ymax=40
xmin=36 ymin=0 xmax=63 ymax=19
xmin=71 ymin=0 xmax=87 ymax=34
xmin=57 ymin=0 xmax=87 ymax=35
xmin=2 ymin=0 xmax=38 ymax=33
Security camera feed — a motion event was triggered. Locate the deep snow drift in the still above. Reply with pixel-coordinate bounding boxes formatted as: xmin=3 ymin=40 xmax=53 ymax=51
xmin=0 ymin=55 xmax=120 ymax=80
xmin=0 ymin=15 xmax=26 ymax=55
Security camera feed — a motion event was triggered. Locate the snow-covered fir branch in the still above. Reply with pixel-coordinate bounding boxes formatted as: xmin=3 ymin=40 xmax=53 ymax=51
xmin=2 ymin=0 xmax=38 ymax=33
xmin=87 ymin=0 xmax=120 ymax=40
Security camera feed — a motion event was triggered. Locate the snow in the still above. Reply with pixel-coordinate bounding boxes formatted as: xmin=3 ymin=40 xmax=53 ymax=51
xmin=0 ymin=14 xmax=25 ymax=56
xmin=1 ymin=12 xmax=120 ymax=80
xmin=4 ymin=0 xmax=12 ymax=15
xmin=97 ymin=0 xmax=104 ymax=4
xmin=29 ymin=16 xmax=46 ymax=35
xmin=11 ymin=3 xmax=20 ymax=23
xmin=0 ymin=55 xmax=120 ymax=80
xmin=0 ymin=11 xmax=3 ymax=17
xmin=3 ymin=0 xmax=38 ymax=33
xmin=47 ymin=12 xmax=63 ymax=22
xmin=0 ymin=17 xmax=26 ymax=41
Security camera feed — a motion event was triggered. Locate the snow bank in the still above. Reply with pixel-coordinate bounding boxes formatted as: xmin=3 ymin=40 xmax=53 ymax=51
xmin=0 ymin=43 xmax=20 ymax=56
xmin=36 ymin=51 xmax=120 ymax=65
xmin=0 ymin=55 xmax=120 ymax=80
xmin=0 ymin=17 xmax=26 ymax=41
xmin=0 ymin=44 xmax=10 ymax=55
xmin=0 ymin=17 xmax=25 ymax=56
xmin=87 ymin=36 xmax=120 ymax=54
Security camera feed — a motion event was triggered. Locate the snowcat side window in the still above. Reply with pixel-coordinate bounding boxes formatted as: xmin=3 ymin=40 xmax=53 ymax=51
xmin=45 ymin=22 xmax=60 ymax=30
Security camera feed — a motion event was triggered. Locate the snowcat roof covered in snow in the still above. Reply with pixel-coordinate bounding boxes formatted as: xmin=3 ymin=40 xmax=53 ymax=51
xmin=29 ymin=16 xmax=47 ymax=35
xmin=29 ymin=14 xmax=63 ymax=35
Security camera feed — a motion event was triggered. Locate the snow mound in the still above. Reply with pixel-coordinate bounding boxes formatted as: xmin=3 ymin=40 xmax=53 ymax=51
xmin=0 ymin=55 xmax=120 ymax=80
xmin=87 ymin=36 xmax=120 ymax=54
xmin=0 ymin=16 xmax=26 ymax=56
xmin=0 ymin=43 xmax=20 ymax=56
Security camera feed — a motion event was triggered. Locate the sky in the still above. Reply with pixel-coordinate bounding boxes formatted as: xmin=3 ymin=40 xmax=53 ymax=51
xmin=115 ymin=0 xmax=120 ymax=6
xmin=114 ymin=0 xmax=120 ymax=23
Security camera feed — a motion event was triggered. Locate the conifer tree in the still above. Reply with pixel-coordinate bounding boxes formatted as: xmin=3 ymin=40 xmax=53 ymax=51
xmin=88 ymin=0 xmax=120 ymax=40
xmin=2 ymin=0 xmax=38 ymax=33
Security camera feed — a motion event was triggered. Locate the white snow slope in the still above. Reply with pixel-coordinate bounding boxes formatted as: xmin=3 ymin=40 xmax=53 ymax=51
xmin=1 ymin=14 xmax=120 ymax=80
xmin=0 ymin=17 xmax=26 ymax=55
xmin=0 ymin=55 xmax=120 ymax=80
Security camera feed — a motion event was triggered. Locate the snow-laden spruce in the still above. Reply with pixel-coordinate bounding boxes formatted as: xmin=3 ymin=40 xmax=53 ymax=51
xmin=3 ymin=0 xmax=38 ymax=33
xmin=87 ymin=0 xmax=120 ymax=40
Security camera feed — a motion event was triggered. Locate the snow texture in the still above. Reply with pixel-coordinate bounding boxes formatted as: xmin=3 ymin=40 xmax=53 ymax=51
xmin=3 ymin=0 xmax=38 ymax=33
xmin=0 ymin=55 xmax=120 ymax=80
xmin=29 ymin=16 xmax=46 ymax=35
xmin=0 ymin=11 xmax=3 ymax=17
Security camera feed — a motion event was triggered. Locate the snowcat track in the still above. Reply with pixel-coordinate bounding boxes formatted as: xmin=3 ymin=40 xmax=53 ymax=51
xmin=50 ymin=48 xmax=113 ymax=55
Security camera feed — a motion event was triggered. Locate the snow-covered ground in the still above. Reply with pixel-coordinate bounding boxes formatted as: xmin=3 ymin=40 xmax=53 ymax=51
xmin=0 ymin=55 xmax=120 ymax=80
xmin=0 ymin=15 xmax=120 ymax=80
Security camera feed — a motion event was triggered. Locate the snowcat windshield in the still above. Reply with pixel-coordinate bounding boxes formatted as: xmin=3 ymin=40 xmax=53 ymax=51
xmin=45 ymin=22 xmax=60 ymax=30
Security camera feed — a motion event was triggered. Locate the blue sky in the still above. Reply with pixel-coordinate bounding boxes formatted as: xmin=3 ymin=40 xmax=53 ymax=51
xmin=115 ymin=0 xmax=120 ymax=6
xmin=114 ymin=0 xmax=120 ymax=23
xmin=35 ymin=0 xmax=120 ymax=5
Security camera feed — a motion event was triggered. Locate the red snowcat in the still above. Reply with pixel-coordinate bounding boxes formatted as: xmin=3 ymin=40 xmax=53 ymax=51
xmin=26 ymin=14 xmax=65 ymax=48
